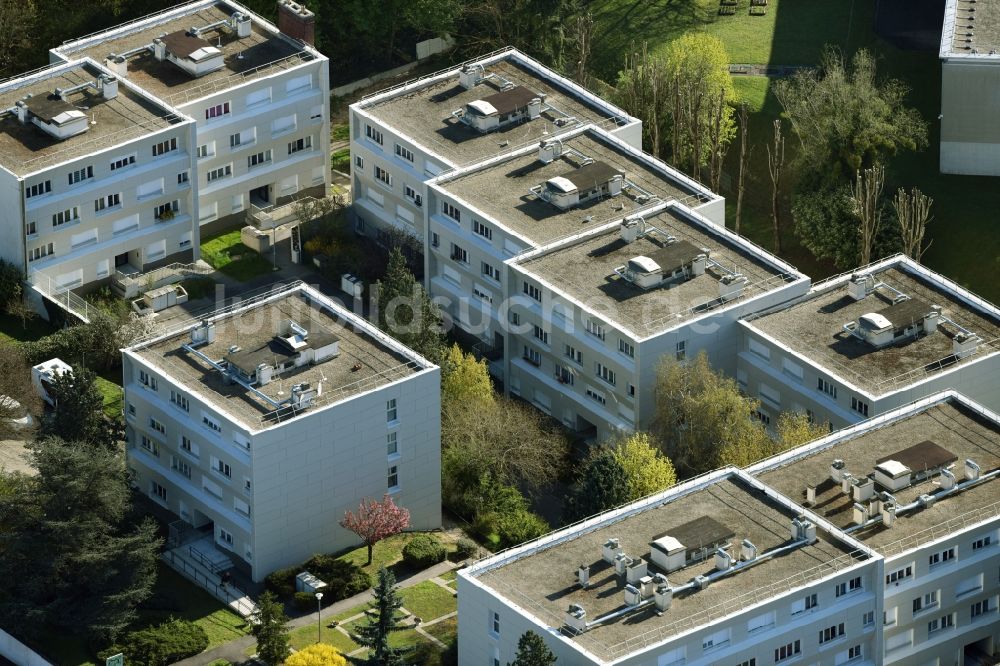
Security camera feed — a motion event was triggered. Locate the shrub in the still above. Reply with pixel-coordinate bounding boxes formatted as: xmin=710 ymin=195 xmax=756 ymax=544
xmin=0 ymin=258 xmax=24 ymax=311
xmin=294 ymin=591 xmax=319 ymax=611
xmin=454 ymin=537 xmax=478 ymax=561
xmin=402 ymin=534 xmax=446 ymax=569
xmin=99 ymin=618 xmax=208 ymax=666
xmin=264 ymin=566 xmax=297 ymax=598
xmin=265 ymin=557 xmax=371 ymax=604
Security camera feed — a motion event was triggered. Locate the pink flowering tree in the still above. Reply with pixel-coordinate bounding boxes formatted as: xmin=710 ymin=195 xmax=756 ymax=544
xmin=340 ymin=495 xmax=410 ymax=565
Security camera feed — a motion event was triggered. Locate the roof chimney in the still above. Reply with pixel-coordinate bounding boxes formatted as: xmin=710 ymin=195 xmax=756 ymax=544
xmin=277 ymin=0 xmax=315 ymax=45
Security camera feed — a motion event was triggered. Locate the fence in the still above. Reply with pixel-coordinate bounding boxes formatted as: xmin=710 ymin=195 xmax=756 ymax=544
xmin=28 ymin=269 xmax=94 ymax=323
xmin=112 ymin=262 xmax=212 ymax=298
xmin=161 ymin=549 xmax=257 ymax=618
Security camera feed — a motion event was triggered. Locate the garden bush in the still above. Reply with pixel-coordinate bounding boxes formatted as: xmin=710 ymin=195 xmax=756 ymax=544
xmin=264 ymin=556 xmax=371 ymax=604
xmin=454 ymin=537 xmax=478 ymax=561
xmin=402 ymin=534 xmax=446 ymax=569
xmin=294 ymin=591 xmax=319 ymax=611
xmin=98 ymin=618 xmax=208 ymax=666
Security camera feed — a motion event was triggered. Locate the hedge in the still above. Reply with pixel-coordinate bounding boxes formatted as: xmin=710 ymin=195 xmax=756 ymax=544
xmin=402 ymin=534 xmax=446 ymax=569
xmin=265 ymin=555 xmax=371 ymax=605
xmin=98 ymin=618 xmax=208 ymax=666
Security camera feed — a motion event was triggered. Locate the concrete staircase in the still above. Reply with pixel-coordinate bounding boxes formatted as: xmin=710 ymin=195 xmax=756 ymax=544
xmin=162 ymin=537 xmax=258 ymax=618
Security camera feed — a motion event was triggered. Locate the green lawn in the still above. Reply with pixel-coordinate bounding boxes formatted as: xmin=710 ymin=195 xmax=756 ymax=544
xmin=339 ymin=532 xmax=440 ymax=578
xmin=94 ymin=373 xmax=123 ymax=418
xmin=180 ymin=276 xmax=218 ymax=300
xmin=331 ymin=147 xmax=351 ymax=173
xmin=331 ymin=123 xmax=350 ymax=141
xmin=399 ymin=581 xmax=456 ymax=621
xmin=424 ymin=616 xmax=457 ymax=645
xmin=200 ymin=229 xmax=275 ymax=281
xmin=288 ymin=622 xmax=360 ymax=654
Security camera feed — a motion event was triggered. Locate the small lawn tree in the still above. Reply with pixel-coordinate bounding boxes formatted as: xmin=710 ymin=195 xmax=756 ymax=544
xmin=252 ymin=590 xmax=290 ymax=666
xmin=354 ymin=567 xmax=406 ymax=666
xmin=41 ymin=364 xmax=106 ymax=447
xmin=441 ymin=343 xmax=495 ymax=411
xmin=509 ymin=630 xmax=557 ymax=666
xmin=340 ymin=495 xmax=410 ymax=566
xmin=285 ymin=643 xmax=347 ymax=666
xmin=608 ymin=432 xmax=677 ymax=500
xmin=565 ymin=447 xmax=631 ymax=522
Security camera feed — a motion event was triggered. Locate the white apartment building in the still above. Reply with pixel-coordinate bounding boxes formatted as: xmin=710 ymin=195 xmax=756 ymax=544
xmin=0 ymin=58 xmax=197 ymax=297
xmin=503 ymin=201 xmax=807 ymax=439
xmin=53 ymin=0 xmax=330 ymax=233
xmin=939 ymin=0 xmax=1000 ymax=175
xmin=121 ymin=283 xmax=440 ymax=581
xmin=458 ymin=467 xmax=882 ymax=666
xmin=737 ymin=255 xmax=1000 ymax=432
xmin=752 ymin=391 xmax=1000 ymax=666
xmin=348 ymin=48 xmax=641 ymax=246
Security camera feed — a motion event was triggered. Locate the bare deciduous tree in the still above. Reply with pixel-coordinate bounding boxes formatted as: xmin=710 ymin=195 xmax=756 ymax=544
xmin=573 ymin=12 xmax=594 ymax=88
xmin=893 ymin=186 xmax=933 ymax=260
xmin=706 ymin=88 xmax=729 ymax=191
xmin=734 ymin=102 xmax=753 ymax=234
xmin=766 ymin=119 xmax=786 ymax=253
xmin=615 ymin=43 xmax=670 ymax=158
xmin=852 ymin=163 xmax=886 ymax=265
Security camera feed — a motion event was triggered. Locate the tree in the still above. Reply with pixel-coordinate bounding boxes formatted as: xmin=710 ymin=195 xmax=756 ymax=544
xmin=354 ymin=567 xmax=406 ymax=666
xmin=461 ymin=0 xmax=577 ymax=70
xmin=442 ymin=396 xmax=568 ymax=493
xmin=790 ymin=186 xmax=863 ymax=268
xmin=573 ymin=11 xmax=594 ymax=88
xmin=852 ymin=163 xmax=886 ymax=266
xmin=509 ymin=630 xmax=557 ymax=666
xmin=733 ymin=102 xmax=753 ymax=234
xmin=773 ymin=48 xmax=928 ymax=187
xmin=0 ymin=258 xmax=24 ymax=313
xmin=252 ymin=590 xmax=290 ymax=666
xmin=0 ymin=0 xmax=36 ymax=79
xmin=375 ymin=247 xmax=443 ymax=362
xmin=40 ymin=364 xmax=107 ymax=447
xmin=340 ymin=495 xmax=410 ymax=566
xmin=893 ymin=186 xmax=933 ymax=260
xmin=774 ymin=412 xmax=830 ymax=450
xmin=719 ymin=411 xmax=829 ymax=467
xmin=652 ymin=352 xmax=769 ymax=477
xmin=565 ymin=447 xmax=630 ymax=522
xmin=285 ymin=643 xmax=347 ymax=666
xmin=0 ymin=437 xmax=160 ymax=641
xmin=608 ymin=432 xmax=677 ymax=500
xmin=614 ymin=43 xmax=671 ymax=159
xmin=441 ymin=344 xmax=495 ymax=411
xmin=766 ymin=119 xmax=786 ymax=253
xmin=0 ymin=345 xmax=39 ymax=441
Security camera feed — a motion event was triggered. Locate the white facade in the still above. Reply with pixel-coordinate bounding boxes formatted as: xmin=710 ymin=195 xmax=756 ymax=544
xmin=749 ymin=391 xmax=1000 ymax=666
xmin=737 ymin=256 xmax=1000 ymax=432
xmin=0 ymin=59 xmax=197 ymax=292
xmin=52 ymin=0 xmax=331 ymax=229
xmin=121 ymin=284 xmax=441 ymax=581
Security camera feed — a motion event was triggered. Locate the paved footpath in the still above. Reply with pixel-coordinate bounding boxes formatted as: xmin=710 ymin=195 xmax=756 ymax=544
xmin=173 ymin=561 xmax=456 ymax=666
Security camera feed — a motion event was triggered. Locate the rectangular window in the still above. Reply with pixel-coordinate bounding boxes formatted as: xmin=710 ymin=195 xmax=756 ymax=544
xmin=851 ymin=396 xmax=870 ymax=417
xmin=214 ymin=457 xmax=232 ymax=478
xmin=205 ymin=102 xmax=231 ymax=119
xmin=676 ymin=340 xmax=687 ymax=361
xmin=523 ymin=345 xmax=541 ymax=366
xmin=836 ymin=576 xmax=862 ymax=597
xmin=152 ymin=137 xmax=177 ymax=156
xmin=818 ymin=377 xmax=838 ymax=399
xmin=473 ymin=219 xmax=493 ymax=240
xmin=27 ymin=243 xmax=54 ymax=262
xmin=394 ymin=143 xmax=414 ymax=162
xmin=441 ymin=201 xmax=461 ymax=222
xmin=556 ymin=364 xmax=575 ymax=385
xmin=737 ymin=661 xmax=756 ymax=666
xmin=450 ymin=243 xmax=468 ymax=264
xmin=374 ymin=165 xmax=392 ymax=186
xmin=387 ymin=432 xmax=398 ymax=457
xmin=939 ymin=612 xmax=954 ymax=629
xmin=138 ymin=370 xmax=158 ymax=390
xmin=170 ymin=455 xmax=192 ymax=479
xmin=748 ymin=337 xmax=770 ymax=360
xmin=365 ymin=124 xmax=384 ymax=146
xmin=387 ymin=399 xmax=398 ymax=423
xmin=52 ymin=207 xmax=80 ymax=227
xmin=791 ymin=593 xmax=817 ymax=615
xmin=774 ymin=640 xmax=800 ymax=663
xmin=586 ymin=320 xmax=606 ymax=340
xmin=929 ymin=547 xmax=956 ymax=567
xmin=818 ymin=623 xmax=845 ymax=643
xmin=140 ymin=435 xmax=158 ymax=456
xmin=862 ymin=610 xmax=874 ymax=626
xmin=151 ymin=481 xmax=167 ymax=502
xmin=68 ymin=166 xmax=93 ymax=185
xmin=154 ymin=201 xmax=180 ymax=220
xmin=177 ymin=171 xmax=190 ymax=185
xmin=972 ymin=535 xmax=992 ymax=550
xmin=595 ymin=362 xmax=616 ymax=386
xmin=481 ymin=262 xmax=500 ymax=282
xmin=759 ymin=383 xmax=781 ymax=408
xmin=586 ymin=386 xmax=606 ymax=405
xmin=886 ymin=565 xmax=913 ymax=585
xmin=202 ymin=414 xmax=222 ymax=433
xmin=247 ymin=150 xmax=272 ymax=168
xmin=355 ymin=155 xmax=364 ymax=170
xmin=781 ymin=357 xmax=803 ymax=380
xmin=565 ymin=344 xmax=582 ymax=364
xmin=971 ymin=598 xmax=992 ymax=617
xmin=523 ymin=282 xmax=541 ymax=302
xmin=25 ymin=180 xmax=51 ymax=198
xmin=619 ymin=339 xmax=635 ymax=358
xmin=170 ymin=390 xmax=190 ymax=412
xmin=490 ymin=611 xmax=500 ymax=636
xmin=94 ymin=192 xmax=121 ymax=212
xmin=387 ymin=465 xmax=399 ymax=490
xmin=110 ymin=154 xmax=136 ymax=171
xmin=533 ymin=325 xmax=548 ymax=345
xmin=288 ymin=136 xmax=312 ymax=154
xmin=218 ymin=528 xmax=233 ymax=546
xmin=207 ymin=165 xmax=233 ymax=182
xmin=913 ymin=590 xmax=939 ymax=613
xmin=197 ymin=144 xmax=210 ymax=159
xmin=149 ymin=417 xmax=166 ymax=435
xmin=26 ymin=221 xmax=37 ymax=236
xmin=180 ymin=436 xmax=198 ymax=458
xmin=702 ymin=628 xmax=730 ymax=652
xmin=847 ymin=645 xmax=862 ymax=661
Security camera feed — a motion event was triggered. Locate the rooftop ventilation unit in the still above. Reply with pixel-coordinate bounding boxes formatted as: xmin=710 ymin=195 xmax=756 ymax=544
xmin=564 ymin=604 xmax=587 ymax=634
xmin=719 ymin=273 xmax=748 ymax=302
xmin=530 ymin=160 xmax=624 ymax=211
xmin=952 ymin=331 xmax=981 ymax=358
xmin=740 ymin=539 xmax=757 ymax=562
xmin=602 ymin=538 xmax=622 ymax=564
xmin=620 ymin=215 xmax=646 ymax=243
xmin=843 ymin=298 xmax=937 ymax=349
xmin=453 ymin=86 xmax=543 ymax=133
xmin=537 ymin=136 xmax=563 ymax=164
xmin=625 ymin=557 xmax=648 ymax=584
xmin=714 ymin=548 xmax=733 ymax=571
xmin=458 ymin=63 xmax=486 ymax=89
xmin=191 ymin=320 xmax=217 ymax=344
xmin=577 ymin=564 xmax=590 ymax=588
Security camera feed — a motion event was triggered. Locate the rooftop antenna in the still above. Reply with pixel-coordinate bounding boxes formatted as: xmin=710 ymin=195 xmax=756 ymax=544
xmin=237 ymin=51 xmax=245 ymax=60
xmin=90 ymin=112 xmax=97 ymax=126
